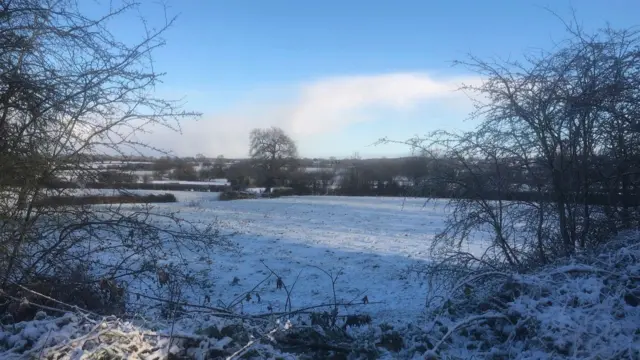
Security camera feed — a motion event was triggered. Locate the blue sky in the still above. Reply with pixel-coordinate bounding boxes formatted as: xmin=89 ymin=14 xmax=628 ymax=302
xmin=94 ymin=0 xmax=639 ymax=158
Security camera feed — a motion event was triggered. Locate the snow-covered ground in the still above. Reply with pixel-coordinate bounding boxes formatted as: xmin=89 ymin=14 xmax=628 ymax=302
xmin=3 ymin=192 xmax=638 ymax=359
xmin=112 ymin=193 xmax=490 ymax=326
xmin=73 ymin=190 xmax=476 ymax=322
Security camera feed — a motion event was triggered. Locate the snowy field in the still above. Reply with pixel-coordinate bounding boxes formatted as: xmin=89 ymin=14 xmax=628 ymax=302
xmin=102 ymin=192 xmax=488 ymax=325
xmin=4 ymin=191 xmax=638 ymax=359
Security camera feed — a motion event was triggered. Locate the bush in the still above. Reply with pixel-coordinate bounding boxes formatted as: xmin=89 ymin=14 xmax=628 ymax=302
xmin=418 ymin=234 xmax=640 ymax=359
xmin=220 ymin=191 xmax=258 ymax=201
xmin=0 ymin=266 xmax=126 ymax=322
xmin=219 ymin=191 xmax=258 ymax=201
xmin=32 ymin=193 xmax=177 ymax=207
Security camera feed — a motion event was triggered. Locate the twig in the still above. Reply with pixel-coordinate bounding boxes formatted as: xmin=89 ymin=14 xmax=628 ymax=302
xmin=166 ymin=282 xmax=182 ymax=359
xmin=154 ymin=307 xmax=267 ymax=321
xmin=345 ymin=288 xmax=369 ymax=306
xmin=37 ymin=320 xmax=107 ymax=355
xmin=0 ymin=290 xmax=73 ymax=316
xmin=38 ymin=329 xmax=52 ymax=360
xmin=129 ymin=290 xmax=231 ymax=314
xmin=286 ymin=269 xmax=305 ymax=314
xmin=227 ymin=273 xmax=272 ymax=310
xmin=12 ymin=283 xmax=99 ymax=318
xmin=139 ymin=331 xmax=205 ymax=341
xmin=226 ymin=327 xmax=279 ymax=360
xmin=253 ymin=301 xmax=383 ymax=318
xmin=308 ymin=265 xmax=342 ymax=325
xmin=260 ymin=261 xmax=296 ymax=313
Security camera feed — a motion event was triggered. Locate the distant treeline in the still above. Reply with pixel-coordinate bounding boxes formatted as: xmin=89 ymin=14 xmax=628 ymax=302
xmin=329 ymin=187 xmax=640 ymax=207
xmin=33 ymin=178 xmax=640 ymax=207
xmin=32 ymin=193 xmax=177 ymax=207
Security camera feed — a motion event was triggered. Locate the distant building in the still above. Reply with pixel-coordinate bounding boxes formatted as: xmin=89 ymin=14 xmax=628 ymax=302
xmin=151 ymin=179 xmax=231 ymax=187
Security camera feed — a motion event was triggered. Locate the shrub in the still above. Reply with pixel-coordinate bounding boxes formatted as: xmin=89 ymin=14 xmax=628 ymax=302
xmin=219 ymin=191 xmax=257 ymax=201
xmin=0 ymin=266 xmax=126 ymax=322
xmin=418 ymin=235 xmax=640 ymax=359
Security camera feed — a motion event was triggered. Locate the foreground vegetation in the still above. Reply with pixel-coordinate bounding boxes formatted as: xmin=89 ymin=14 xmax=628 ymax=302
xmin=0 ymin=0 xmax=224 ymax=331
xmin=1 ymin=233 xmax=637 ymax=359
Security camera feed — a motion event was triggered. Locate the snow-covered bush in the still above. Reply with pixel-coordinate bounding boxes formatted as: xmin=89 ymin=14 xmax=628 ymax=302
xmin=417 ymin=232 xmax=640 ymax=359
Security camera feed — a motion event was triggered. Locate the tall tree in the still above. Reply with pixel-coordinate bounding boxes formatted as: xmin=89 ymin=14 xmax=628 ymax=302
xmin=213 ymin=155 xmax=227 ymax=178
xmin=249 ymin=127 xmax=298 ymax=192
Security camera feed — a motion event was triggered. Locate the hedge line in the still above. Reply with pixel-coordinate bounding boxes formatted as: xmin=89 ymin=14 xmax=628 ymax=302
xmin=32 ymin=193 xmax=177 ymax=207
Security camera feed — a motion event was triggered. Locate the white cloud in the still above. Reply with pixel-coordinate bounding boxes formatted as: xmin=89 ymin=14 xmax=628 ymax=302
xmin=288 ymin=73 xmax=479 ymax=136
xmin=141 ymin=106 xmax=288 ymax=158
xmin=142 ymin=72 xmax=482 ymax=157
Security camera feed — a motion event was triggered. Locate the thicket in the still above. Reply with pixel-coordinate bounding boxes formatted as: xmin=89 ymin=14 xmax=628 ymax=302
xmin=0 ymin=0 xmax=225 ymax=323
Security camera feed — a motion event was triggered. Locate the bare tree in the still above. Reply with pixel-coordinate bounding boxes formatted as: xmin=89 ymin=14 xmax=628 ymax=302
xmin=384 ymin=21 xmax=640 ymax=274
xmin=454 ymin=23 xmax=640 ymax=260
xmin=0 ymin=0 xmax=226 ymax=316
xmin=249 ymin=126 xmax=298 ymax=192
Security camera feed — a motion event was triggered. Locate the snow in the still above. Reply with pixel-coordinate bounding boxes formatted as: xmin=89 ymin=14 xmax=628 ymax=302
xmin=4 ymin=192 xmax=637 ymax=358
xmin=115 ymin=195 xmax=482 ymax=325
xmin=303 ymin=167 xmax=333 ymax=173
xmin=150 ymin=179 xmax=230 ymax=186
xmin=244 ymin=187 xmax=266 ymax=193
xmin=44 ymin=192 xmax=487 ymax=323
xmin=32 ymin=192 xmax=488 ymax=325
xmin=419 ymin=232 xmax=640 ymax=359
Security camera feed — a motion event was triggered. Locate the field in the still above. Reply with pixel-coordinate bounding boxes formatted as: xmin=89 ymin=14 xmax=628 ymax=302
xmin=4 ymin=191 xmax=639 ymax=359
xmin=108 ymin=191 xmax=490 ymax=326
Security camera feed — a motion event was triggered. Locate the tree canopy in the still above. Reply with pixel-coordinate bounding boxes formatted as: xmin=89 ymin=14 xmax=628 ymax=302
xmin=249 ymin=127 xmax=298 ymax=191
